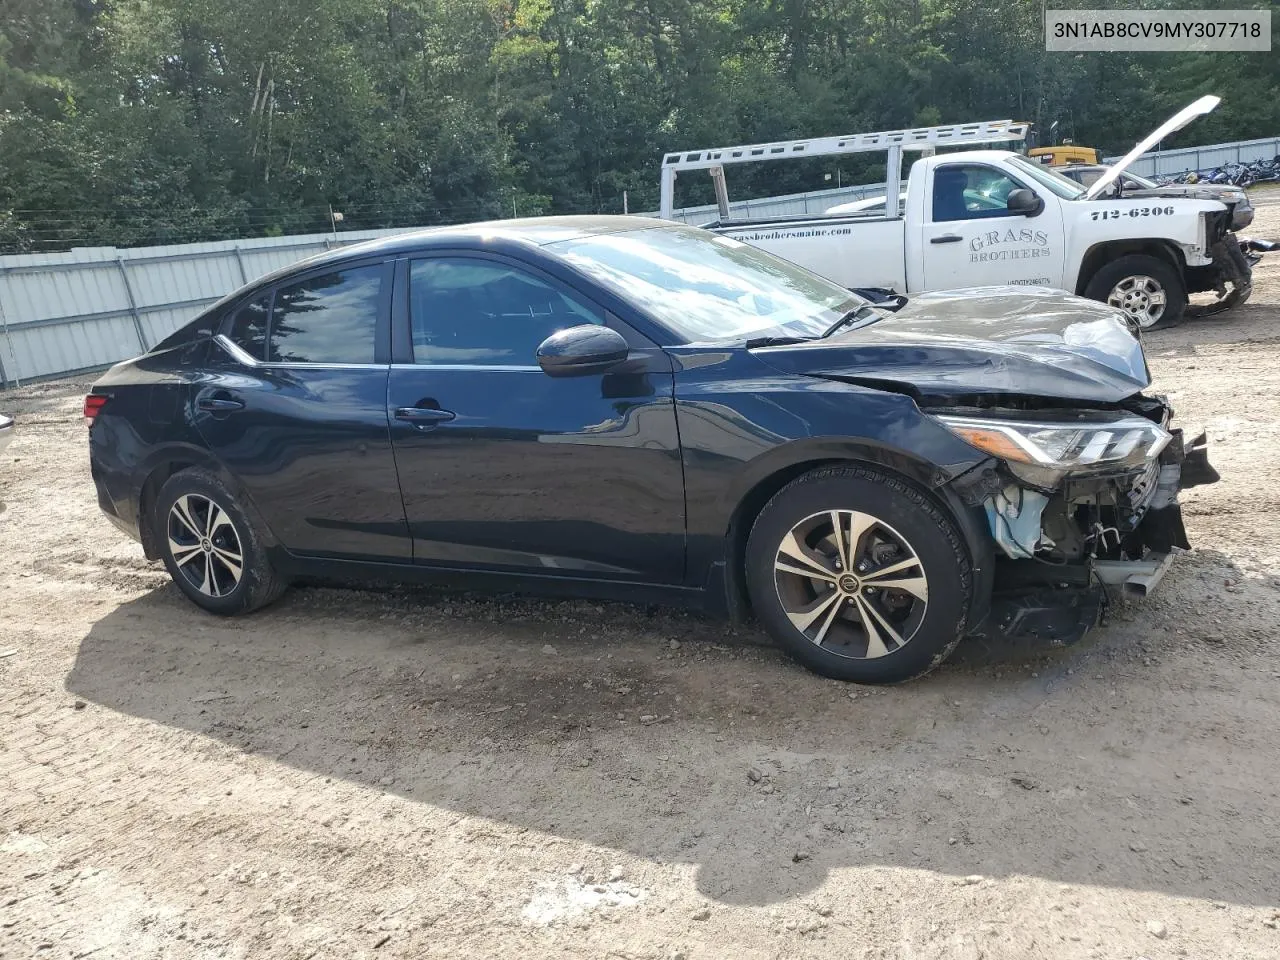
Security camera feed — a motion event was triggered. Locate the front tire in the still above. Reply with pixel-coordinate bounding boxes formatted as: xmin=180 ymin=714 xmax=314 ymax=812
xmin=155 ymin=469 xmax=285 ymax=615
xmin=745 ymin=466 xmax=973 ymax=683
xmin=1084 ymin=254 xmax=1186 ymax=330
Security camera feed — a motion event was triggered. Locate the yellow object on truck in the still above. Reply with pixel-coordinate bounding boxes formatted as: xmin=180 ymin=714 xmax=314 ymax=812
xmin=1027 ymin=145 xmax=1100 ymax=167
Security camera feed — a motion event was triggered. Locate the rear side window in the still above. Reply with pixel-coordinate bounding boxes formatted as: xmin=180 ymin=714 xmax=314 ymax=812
xmin=227 ymin=294 xmax=271 ymax=360
xmin=268 ymin=265 xmax=384 ymax=364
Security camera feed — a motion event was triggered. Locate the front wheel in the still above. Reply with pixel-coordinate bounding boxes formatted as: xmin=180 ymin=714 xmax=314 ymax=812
xmin=1084 ymin=254 xmax=1187 ymax=330
xmin=155 ymin=468 xmax=286 ymax=615
xmin=745 ymin=465 xmax=973 ymax=683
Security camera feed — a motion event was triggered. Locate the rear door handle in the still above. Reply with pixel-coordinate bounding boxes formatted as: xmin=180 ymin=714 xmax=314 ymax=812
xmin=930 ymin=234 xmax=963 ymax=244
xmin=197 ymin=395 xmax=245 ymax=412
xmin=395 ymin=406 xmax=456 ymax=426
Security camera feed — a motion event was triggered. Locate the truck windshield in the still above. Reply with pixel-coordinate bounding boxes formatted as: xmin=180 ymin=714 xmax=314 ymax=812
xmin=550 ymin=225 xmax=864 ymax=342
xmin=1006 ymin=155 xmax=1087 ymax=200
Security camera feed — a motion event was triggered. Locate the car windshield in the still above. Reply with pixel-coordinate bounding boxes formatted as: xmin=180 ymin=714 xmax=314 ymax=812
xmin=549 ymin=225 xmax=864 ymax=342
xmin=1006 ymin=155 xmax=1087 ymax=200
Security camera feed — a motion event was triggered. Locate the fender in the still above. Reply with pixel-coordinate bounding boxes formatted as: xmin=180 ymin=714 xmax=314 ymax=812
xmin=673 ymin=355 xmax=990 ymax=591
xmin=130 ymin=441 xmax=284 ymax=559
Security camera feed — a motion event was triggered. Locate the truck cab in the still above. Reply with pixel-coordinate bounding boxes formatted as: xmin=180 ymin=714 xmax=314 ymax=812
xmin=903 ymin=149 xmax=1226 ymax=298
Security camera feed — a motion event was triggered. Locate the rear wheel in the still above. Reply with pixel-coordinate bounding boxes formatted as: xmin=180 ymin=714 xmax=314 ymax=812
xmin=155 ymin=469 xmax=285 ymax=615
xmin=745 ymin=465 xmax=972 ymax=683
xmin=1084 ymin=254 xmax=1186 ymax=330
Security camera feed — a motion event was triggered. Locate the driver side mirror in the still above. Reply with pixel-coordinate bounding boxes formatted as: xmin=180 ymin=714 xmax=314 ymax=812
xmin=536 ymin=325 xmax=629 ymax=378
xmin=1006 ymin=188 xmax=1044 ymax=217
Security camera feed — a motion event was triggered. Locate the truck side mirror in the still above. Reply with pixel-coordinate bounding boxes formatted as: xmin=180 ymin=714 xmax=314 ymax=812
xmin=1006 ymin=188 xmax=1043 ymax=217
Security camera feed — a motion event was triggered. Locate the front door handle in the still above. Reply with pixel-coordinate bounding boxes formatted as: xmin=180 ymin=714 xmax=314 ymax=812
xmin=930 ymin=234 xmax=964 ymax=244
xmin=395 ymin=406 xmax=456 ymax=426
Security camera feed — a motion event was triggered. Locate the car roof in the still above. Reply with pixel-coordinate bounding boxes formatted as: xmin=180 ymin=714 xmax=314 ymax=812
xmin=272 ymin=215 xmax=669 ymax=278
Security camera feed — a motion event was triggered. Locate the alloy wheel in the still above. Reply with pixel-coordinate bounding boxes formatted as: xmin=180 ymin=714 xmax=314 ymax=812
xmin=772 ymin=509 xmax=929 ymax=659
xmin=167 ymin=493 xmax=245 ymax=598
xmin=1107 ymin=275 xmax=1167 ymax=328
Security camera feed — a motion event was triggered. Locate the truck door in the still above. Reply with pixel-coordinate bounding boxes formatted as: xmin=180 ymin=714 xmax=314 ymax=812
xmin=921 ymin=163 xmax=1066 ymax=291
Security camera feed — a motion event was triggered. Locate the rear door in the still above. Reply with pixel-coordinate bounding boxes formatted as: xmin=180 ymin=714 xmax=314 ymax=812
xmin=193 ymin=258 xmax=410 ymax=561
xmin=921 ymin=162 xmax=1066 ymax=290
xmin=385 ymin=253 xmax=686 ymax=581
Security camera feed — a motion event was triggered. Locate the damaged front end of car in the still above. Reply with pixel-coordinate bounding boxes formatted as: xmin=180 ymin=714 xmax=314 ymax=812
xmin=1186 ymin=208 xmax=1258 ymax=318
xmin=758 ymin=285 xmax=1223 ymax=648
xmin=939 ymin=396 xmax=1219 ymax=646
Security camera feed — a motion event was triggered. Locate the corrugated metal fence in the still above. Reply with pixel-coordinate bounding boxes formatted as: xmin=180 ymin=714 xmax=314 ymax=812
xmin=1103 ymin=135 xmax=1280 ymax=177
xmin=0 ymin=227 xmax=419 ymax=386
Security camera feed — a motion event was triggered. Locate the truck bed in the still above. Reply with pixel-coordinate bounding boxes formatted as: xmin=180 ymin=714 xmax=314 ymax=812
xmin=710 ymin=214 xmax=908 ymax=291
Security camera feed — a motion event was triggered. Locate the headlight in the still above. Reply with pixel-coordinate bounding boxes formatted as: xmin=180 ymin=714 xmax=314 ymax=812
xmin=936 ymin=413 xmax=1171 ymax=484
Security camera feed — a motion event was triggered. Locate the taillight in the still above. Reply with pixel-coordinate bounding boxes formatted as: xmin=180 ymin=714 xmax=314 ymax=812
xmin=84 ymin=394 xmax=108 ymax=424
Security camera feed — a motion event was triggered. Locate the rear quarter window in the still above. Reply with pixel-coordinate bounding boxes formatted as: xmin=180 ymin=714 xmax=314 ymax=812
xmin=151 ymin=310 xmax=220 ymax=353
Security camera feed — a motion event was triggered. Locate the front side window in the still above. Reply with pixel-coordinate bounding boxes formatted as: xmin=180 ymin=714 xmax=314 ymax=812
xmin=548 ymin=225 xmax=863 ymax=343
xmin=932 ymin=165 xmax=1025 ymax=222
xmin=409 ymin=258 xmax=603 ymax=366
xmin=267 ymin=265 xmax=383 ymax=364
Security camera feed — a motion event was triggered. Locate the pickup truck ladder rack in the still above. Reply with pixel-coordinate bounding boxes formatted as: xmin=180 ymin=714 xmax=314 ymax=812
xmin=659 ymin=119 xmax=1030 ymax=220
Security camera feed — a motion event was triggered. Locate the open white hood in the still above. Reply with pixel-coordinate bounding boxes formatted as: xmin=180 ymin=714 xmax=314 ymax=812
xmin=1083 ymin=94 xmax=1220 ymax=200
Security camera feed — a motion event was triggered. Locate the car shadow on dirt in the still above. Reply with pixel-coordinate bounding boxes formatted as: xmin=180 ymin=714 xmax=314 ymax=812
xmin=65 ymin=559 xmax=1278 ymax=909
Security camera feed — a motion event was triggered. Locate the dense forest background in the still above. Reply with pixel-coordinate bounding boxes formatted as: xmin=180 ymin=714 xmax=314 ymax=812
xmin=1 ymin=0 xmax=1277 ymax=251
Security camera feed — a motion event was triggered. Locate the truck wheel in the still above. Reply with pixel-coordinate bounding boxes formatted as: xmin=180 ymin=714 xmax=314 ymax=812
xmin=745 ymin=465 xmax=972 ymax=684
xmin=1084 ymin=255 xmax=1186 ymax=330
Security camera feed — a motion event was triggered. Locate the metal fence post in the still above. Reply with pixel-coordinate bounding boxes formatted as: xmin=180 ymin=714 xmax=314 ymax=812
xmin=231 ymin=244 xmax=250 ymax=284
xmin=116 ymin=257 xmax=149 ymax=352
xmin=0 ymin=299 xmax=18 ymax=388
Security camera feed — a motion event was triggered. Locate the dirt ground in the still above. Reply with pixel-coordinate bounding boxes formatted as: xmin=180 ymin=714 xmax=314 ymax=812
xmin=4 ymin=202 xmax=1280 ymax=960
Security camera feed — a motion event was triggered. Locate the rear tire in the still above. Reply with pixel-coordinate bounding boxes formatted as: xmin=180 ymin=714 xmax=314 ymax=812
xmin=1084 ymin=254 xmax=1186 ymax=330
xmin=745 ymin=465 xmax=972 ymax=683
xmin=155 ymin=468 xmax=285 ymax=615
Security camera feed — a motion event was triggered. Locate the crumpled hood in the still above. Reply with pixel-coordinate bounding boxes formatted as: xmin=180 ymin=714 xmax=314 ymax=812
xmin=754 ymin=287 xmax=1152 ymax=404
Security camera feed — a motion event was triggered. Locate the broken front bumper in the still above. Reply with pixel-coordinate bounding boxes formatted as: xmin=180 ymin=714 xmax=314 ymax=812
xmin=974 ymin=425 xmax=1218 ymax=647
xmin=1186 ymin=231 xmax=1260 ymax=318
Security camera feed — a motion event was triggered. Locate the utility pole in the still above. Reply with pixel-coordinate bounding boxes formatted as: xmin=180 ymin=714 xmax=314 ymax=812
xmin=623 ymin=190 xmax=629 ymax=214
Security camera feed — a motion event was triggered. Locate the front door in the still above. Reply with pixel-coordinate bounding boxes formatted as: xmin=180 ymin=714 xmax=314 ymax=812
xmin=193 ymin=259 xmax=410 ymax=561
xmin=386 ymin=254 xmax=686 ymax=582
xmin=922 ymin=162 xmax=1066 ymax=290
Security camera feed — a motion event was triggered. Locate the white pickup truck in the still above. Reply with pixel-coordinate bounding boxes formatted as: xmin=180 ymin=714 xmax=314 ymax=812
xmin=658 ymin=97 xmax=1259 ymax=329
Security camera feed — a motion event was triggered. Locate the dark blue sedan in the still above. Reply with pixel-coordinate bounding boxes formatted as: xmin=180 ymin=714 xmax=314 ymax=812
xmin=87 ymin=217 xmax=1214 ymax=682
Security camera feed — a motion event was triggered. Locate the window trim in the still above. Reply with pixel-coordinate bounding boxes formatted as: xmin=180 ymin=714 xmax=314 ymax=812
xmin=395 ymin=251 xmax=616 ymax=369
xmin=216 ymin=256 xmax=394 ymax=369
xmin=929 ymin=162 xmax=1034 ymax=224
